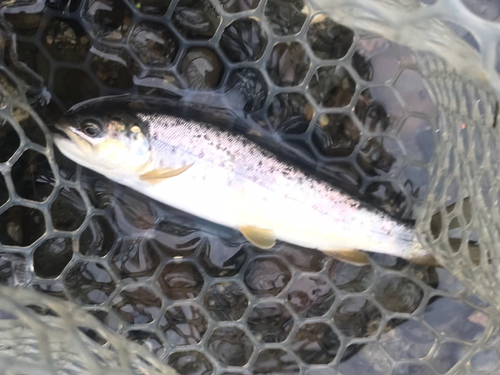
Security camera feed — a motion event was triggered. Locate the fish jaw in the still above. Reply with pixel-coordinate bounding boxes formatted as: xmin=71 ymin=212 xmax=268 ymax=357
xmin=53 ymin=134 xmax=97 ymax=171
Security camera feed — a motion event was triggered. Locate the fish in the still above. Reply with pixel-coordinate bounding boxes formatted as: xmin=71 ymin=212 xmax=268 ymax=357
xmin=50 ymin=96 xmax=444 ymax=267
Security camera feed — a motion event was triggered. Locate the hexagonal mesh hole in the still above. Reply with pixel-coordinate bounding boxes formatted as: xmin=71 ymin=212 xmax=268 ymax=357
xmin=203 ymin=281 xmax=248 ymax=321
xmin=207 ymin=326 xmax=253 ymax=366
xmin=123 ymin=329 xmax=166 ymax=356
xmin=244 ymin=257 xmax=291 ymax=297
xmin=287 ymin=275 xmax=335 ymax=317
xmin=179 ymin=48 xmax=223 ymax=90
xmin=267 ymin=42 xmax=310 ymax=87
xmin=33 ymin=237 xmax=73 ymax=278
xmin=291 ymin=322 xmax=340 ymax=364
xmin=130 ymin=22 xmax=179 ymax=67
xmin=50 ymin=187 xmax=86 ymax=231
xmin=0 ymin=174 xmax=9 ymax=206
xmin=254 ymin=349 xmax=299 ymax=375
xmin=267 ymin=93 xmax=312 ymax=133
xmin=225 ymin=68 xmax=268 ymax=114
xmin=111 ymin=286 xmax=162 ymax=324
xmin=168 ymin=351 xmax=214 ymax=375
xmin=374 ymin=275 xmax=424 ymax=314
xmin=158 ymin=261 xmax=204 ymax=300
xmin=161 ymin=305 xmax=208 ymax=345
xmin=219 ymin=0 xmax=260 ymax=13
xmin=334 ymin=297 xmax=382 ymax=338
xmin=312 ymin=114 xmax=361 ymax=157
xmin=84 ymin=0 xmax=133 ymax=42
xmin=220 ymin=19 xmax=267 ymax=63
xmin=90 ymin=55 xmax=134 ymax=89
xmin=308 ymin=66 xmax=355 ymax=108
xmin=307 ymin=14 xmax=354 ymax=60
xmin=53 ymin=68 xmax=99 ymax=108
xmin=172 ymin=0 xmax=220 ymax=40
xmin=79 ymin=216 xmax=116 ymax=257
xmin=42 ymin=18 xmax=90 ymax=63
xmin=11 ymin=150 xmax=54 ymax=202
xmin=265 ymin=0 xmax=307 ymax=36
xmin=0 ymin=120 xmax=20 ymax=163
xmin=248 ymin=302 xmax=293 ymax=343
xmin=111 ymin=239 xmax=161 ymax=282
xmin=198 ymin=240 xmax=247 ymax=277
xmin=0 ymin=206 xmax=45 ymax=246
xmin=13 ymin=107 xmax=46 ymax=147
xmin=64 ymin=261 xmax=116 ymax=305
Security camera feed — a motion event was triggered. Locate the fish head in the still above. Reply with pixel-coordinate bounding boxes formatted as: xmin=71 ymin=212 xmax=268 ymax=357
xmin=52 ymin=111 xmax=152 ymax=174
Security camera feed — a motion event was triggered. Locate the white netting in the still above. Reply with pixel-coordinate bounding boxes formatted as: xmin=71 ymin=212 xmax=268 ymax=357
xmin=0 ymin=286 xmax=177 ymax=375
xmin=312 ymin=0 xmax=500 ymax=315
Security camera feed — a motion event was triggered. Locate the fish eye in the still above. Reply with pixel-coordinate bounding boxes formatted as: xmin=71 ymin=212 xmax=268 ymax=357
xmin=82 ymin=121 xmax=101 ymax=138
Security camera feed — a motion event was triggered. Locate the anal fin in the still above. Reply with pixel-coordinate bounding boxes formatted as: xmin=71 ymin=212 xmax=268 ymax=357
xmin=431 ymin=197 xmax=471 ymax=232
xmin=327 ymin=249 xmax=370 ymax=266
xmin=239 ymin=225 xmax=276 ymax=249
xmin=140 ymin=164 xmax=193 ymax=184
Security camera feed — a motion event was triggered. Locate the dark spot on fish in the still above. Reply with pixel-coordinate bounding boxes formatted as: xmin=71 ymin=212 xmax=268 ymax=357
xmin=493 ymin=102 xmax=498 ymax=129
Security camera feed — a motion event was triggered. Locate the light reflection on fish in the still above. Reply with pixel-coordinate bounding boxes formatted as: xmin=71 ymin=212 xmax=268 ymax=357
xmin=51 ymin=96 xmax=441 ymax=266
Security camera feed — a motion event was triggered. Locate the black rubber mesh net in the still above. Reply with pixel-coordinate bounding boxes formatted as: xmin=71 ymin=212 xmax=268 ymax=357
xmin=0 ymin=0 xmax=499 ymax=374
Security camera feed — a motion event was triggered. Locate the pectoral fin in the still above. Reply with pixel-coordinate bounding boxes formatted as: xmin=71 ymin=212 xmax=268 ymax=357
xmin=140 ymin=164 xmax=193 ymax=184
xmin=328 ymin=249 xmax=370 ymax=266
xmin=239 ymin=225 xmax=276 ymax=249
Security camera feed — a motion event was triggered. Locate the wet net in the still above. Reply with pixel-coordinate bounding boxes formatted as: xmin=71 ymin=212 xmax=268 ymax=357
xmin=0 ymin=286 xmax=176 ymax=375
xmin=0 ymin=0 xmax=499 ymax=375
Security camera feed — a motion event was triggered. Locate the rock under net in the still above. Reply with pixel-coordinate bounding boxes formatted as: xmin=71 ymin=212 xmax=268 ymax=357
xmin=0 ymin=0 xmax=500 ymax=375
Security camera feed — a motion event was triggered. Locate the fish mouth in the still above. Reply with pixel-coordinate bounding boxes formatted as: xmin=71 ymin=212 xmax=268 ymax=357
xmin=52 ymin=128 xmax=70 ymax=140
xmin=51 ymin=126 xmax=93 ymax=170
xmin=52 ymin=123 xmax=91 ymax=150
xmin=51 ymin=123 xmax=89 ymax=154
xmin=51 ymin=125 xmax=71 ymax=140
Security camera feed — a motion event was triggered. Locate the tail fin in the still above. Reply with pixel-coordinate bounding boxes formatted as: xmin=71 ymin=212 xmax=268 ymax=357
xmin=429 ymin=197 xmax=481 ymax=266
xmin=430 ymin=197 xmax=471 ymax=236
xmin=328 ymin=198 xmax=479 ymax=268
xmin=448 ymin=237 xmax=482 ymax=266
